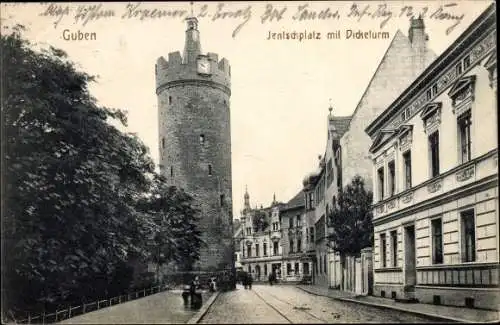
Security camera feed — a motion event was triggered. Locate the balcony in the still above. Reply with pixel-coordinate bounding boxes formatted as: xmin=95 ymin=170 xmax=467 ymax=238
xmin=373 ymin=150 xmax=497 ymax=221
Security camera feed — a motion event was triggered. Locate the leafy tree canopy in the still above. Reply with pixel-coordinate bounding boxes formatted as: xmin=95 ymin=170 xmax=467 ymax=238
xmin=327 ymin=175 xmax=373 ymax=256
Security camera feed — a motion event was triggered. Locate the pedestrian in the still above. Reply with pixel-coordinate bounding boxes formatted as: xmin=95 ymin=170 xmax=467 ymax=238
xmin=248 ymin=273 xmax=253 ymax=290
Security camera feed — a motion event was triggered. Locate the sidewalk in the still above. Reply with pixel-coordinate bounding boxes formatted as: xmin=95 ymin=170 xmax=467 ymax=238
xmin=296 ymin=285 xmax=500 ymax=323
xmin=59 ymin=290 xmax=214 ymax=324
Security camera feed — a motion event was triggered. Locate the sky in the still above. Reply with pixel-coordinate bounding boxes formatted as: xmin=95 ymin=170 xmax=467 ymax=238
xmin=1 ymin=1 xmax=493 ymax=219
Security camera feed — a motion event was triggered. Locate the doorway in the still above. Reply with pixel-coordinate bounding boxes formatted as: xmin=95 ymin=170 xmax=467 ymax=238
xmin=404 ymin=225 xmax=416 ymax=287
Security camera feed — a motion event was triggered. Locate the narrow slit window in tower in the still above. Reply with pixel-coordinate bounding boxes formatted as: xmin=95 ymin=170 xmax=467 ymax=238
xmin=200 ymin=134 xmax=205 ymax=145
xmin=161 ymin=137 xmax=165 ymax=149
xmin=168 ymin=96 xmax=172 ymax=105
xmin=220 ymin=194 xmax=224 ymax=207
xmin=208 ymin=164 xmax=212 ymax=176
xmin=170 ymin=166 xmax=174 ymax=177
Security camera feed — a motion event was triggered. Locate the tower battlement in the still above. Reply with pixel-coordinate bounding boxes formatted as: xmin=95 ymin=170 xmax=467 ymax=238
xmin=155 ymin=52 xmax=231 ymax=95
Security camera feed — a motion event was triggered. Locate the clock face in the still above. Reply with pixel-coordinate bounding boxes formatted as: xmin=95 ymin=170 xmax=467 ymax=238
xmin=197 ymin=59 xmax=211 ymax=75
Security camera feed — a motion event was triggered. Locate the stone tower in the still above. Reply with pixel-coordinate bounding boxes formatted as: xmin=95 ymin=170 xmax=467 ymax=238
xmin=156 ymin=15 xmax=234 ymax=272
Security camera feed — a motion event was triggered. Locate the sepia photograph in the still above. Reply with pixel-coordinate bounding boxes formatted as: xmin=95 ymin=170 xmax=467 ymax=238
xmin=1 ymin=1 xmax=498 ymax=323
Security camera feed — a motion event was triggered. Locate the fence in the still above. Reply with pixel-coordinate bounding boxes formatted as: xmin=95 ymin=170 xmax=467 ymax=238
xmin=7 ymin=285 xmax=167 ymax=324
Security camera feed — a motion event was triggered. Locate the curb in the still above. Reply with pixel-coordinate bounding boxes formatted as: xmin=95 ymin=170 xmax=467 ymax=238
xmin=296 ymin=286 xmax=477 ymax=323
xmin=186 ymin=291 xmax=220 ymax=324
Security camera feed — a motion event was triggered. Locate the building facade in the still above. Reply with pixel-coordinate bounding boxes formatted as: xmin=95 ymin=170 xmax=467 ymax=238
xmin=366 ymin=5 xmax=498 ymax=310
xmin=239 ymin=189 xmax=285 ymax=281
xmin=280 ymin=192 xmax=313 ymax=283
xmin=156 ymin=16 xmax=234 ymax=271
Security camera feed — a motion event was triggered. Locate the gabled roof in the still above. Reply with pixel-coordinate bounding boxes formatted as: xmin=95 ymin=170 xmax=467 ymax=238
xmin=368 ymin=129 xmax=396 ymax=153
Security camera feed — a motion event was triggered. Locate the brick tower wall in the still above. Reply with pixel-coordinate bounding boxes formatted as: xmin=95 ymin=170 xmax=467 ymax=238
xmin=156 ymin=51 xmax=234 ymax=271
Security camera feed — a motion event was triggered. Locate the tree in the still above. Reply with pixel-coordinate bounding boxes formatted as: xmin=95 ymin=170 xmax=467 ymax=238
xmin=1 ymin=25 xmax=157 ymax=315
xmin=139 ymin=175 xmax=203 ymax=276
xmin=326 ymin=175 xmax=373 ymax=289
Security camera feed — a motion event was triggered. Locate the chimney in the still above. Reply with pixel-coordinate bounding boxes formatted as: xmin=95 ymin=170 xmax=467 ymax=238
xmin=408 ymin=16 xmax=429 ymax=70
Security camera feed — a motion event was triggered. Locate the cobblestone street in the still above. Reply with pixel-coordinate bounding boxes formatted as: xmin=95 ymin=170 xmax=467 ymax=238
xmin=199 ymin=285 xmax=437 ymax=323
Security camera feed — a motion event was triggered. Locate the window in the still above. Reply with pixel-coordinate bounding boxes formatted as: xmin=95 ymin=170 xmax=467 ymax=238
xmin=168 ymin=96 xmax=172 ymax=104
xmin=324 ymin=255 xmax=327 ymax=274
xmin=294 ymin=262 xmax=299 ymax=275
xmin=263 ymin=243 xmax=268 ymax=256
xmin=319 ymin=255 xmax=322 ymax=273
xmin=297 ymin=238 xmax=302 ymax=252
xmin=287 ymin=263 xmax=292 ymax=275
xmin=208 ymin=164 xmax=212 ymax=176
xmin=426 ymin=89 xmax=432 ymax=100
xmin=296 ymin=215 xmax=301 ymax=227
xmin=273 ymin=241 xmax=279 ymax=255
xmin=161 ymin=137 xmax=165 ymax=149
xmin=288 ymin=217 xmax=294 ymax=229
xmin=289 ymin=239 xmax=294 ymax=253
xmin=199 ymin=134 xmax=205 ymax=145
xmin=390 ymin=230 xmax=398 ymax=267
xmin=308 ymin=192 xmax=314 ymax=208
xmin=403 ymin=151 xmax=412 ymax=190
xmin=429 ymin=131 xmax=440 ymax=178
xmin=310 ymin=227 xmax=314 ymax=243
xmin=464 ymin=55 xmax=471 ymax=69
xmin=458 ymin=111 xmax=472 ymax=164
xmin=377 ymin=167 xmax=385 ymax=199
xmin=380 ymin=233 xmax=387 ymax=268
xmin=306 ymin=228 xmax=309 ymax=243
xmin=220 ymin=194 xmax=224 ymax=207
xmin=246 ymin=227 xmax=251 ymax=235
xmin=388 ymin=160 xmax=396 ymax=196
xmin=461 ymin=210 xmax=476 ymax=262
xmin=455 ymin=62 xmax=463 ymax=75
xmin=247 ymin=245 xmax=251 ymax=258
xmin=170 ymin=166 xmax=174 ymax=177
xmin=255 ymin=244 xmax=259 ymax=257
xmin=432 ymin=218 xmax=443 ymax=264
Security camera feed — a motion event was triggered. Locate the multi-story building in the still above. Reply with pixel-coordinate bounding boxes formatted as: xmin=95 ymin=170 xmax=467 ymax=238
xmin=280 ymin=191 xmax=312 ymax=282
xmin=366 ymin=4 xmax=497 ymax=310
xmin=239 ymin=189 xmax=285 ymax=281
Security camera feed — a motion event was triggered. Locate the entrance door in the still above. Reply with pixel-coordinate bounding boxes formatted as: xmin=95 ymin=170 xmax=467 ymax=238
xmin=255 ymin=265 xmax=261 ymax=281
xmin=404 ymin=225 xmax=416 ymax=287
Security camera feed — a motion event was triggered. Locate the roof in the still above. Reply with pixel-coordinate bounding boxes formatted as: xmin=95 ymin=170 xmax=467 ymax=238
xmin=329 ymin=115 xmax=352 ymax=138
xmin=365 ymin=3 xmax=496 ymax=137
xmin=281 ymin=190 xmax=304 ymax=211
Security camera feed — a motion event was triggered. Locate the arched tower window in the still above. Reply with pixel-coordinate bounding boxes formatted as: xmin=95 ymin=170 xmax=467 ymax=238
xmin=208 ymin=164 xmax=212 ymax=176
